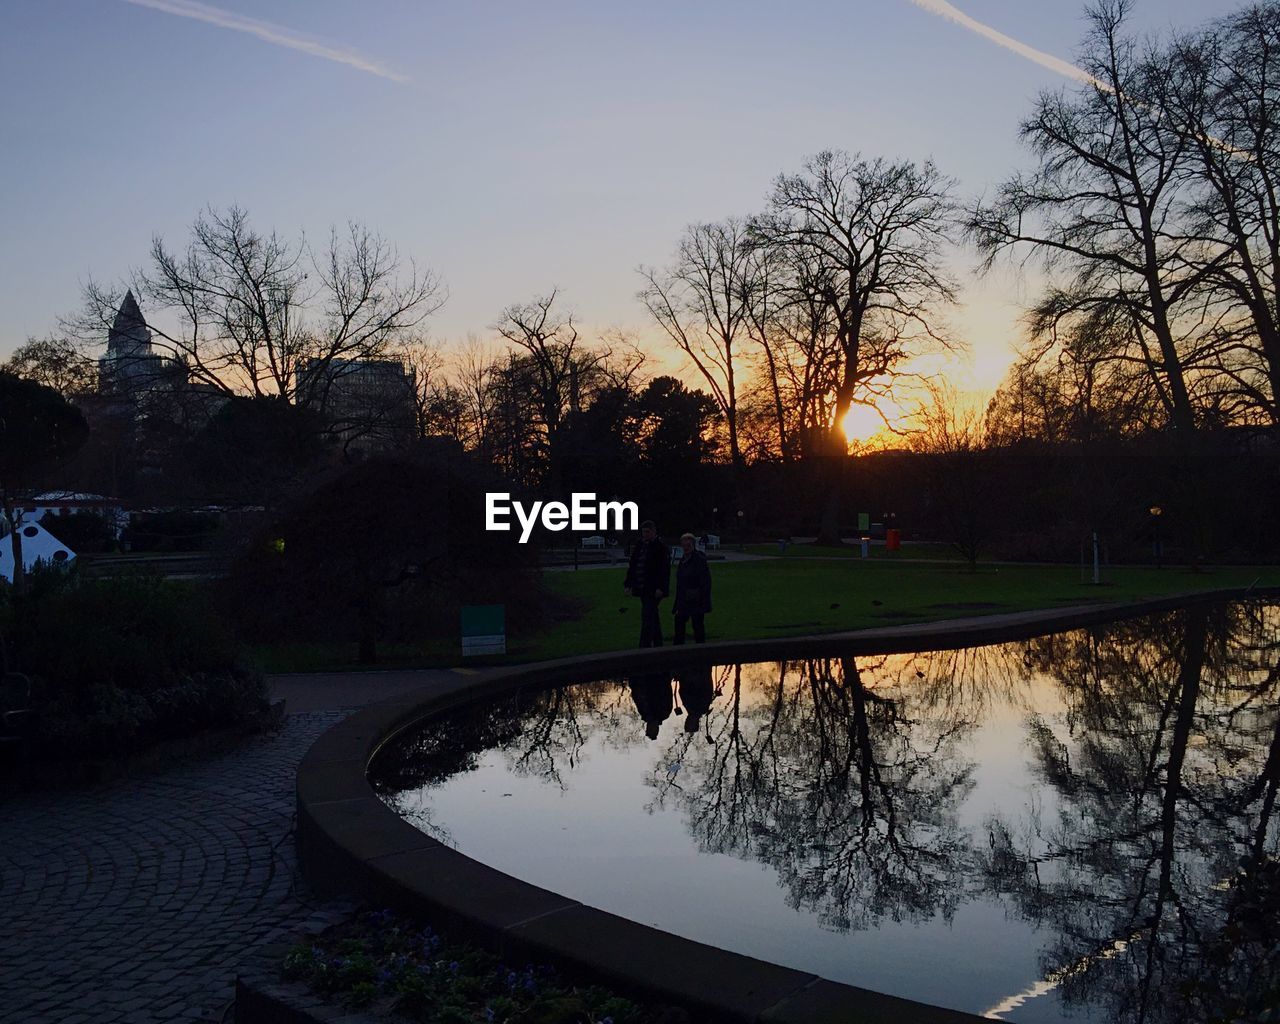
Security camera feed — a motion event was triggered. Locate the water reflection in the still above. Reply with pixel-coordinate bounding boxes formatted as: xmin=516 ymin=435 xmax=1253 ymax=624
xmin=374 ymin=603 xmax=1280 ymax=1022
xmin=980 ymin=604 xmax=1280 ymax=1022
xmin=655 ymin=656 xmax=977 ymax=933
xmin=675 ymin=666 xmax=715 ymax=736
xmin=629 ymin=673 xmax=673 ymax=741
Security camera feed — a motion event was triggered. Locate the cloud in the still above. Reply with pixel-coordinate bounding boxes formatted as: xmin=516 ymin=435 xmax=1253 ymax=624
xmin=903 ymin=0 xmax=1103 ymax=88
xmin=119 ymin=0 xmax=409 ymax=84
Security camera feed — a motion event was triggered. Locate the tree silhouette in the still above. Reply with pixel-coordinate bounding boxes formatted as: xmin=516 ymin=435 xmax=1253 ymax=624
xmin=0 ymin=371 xmax=89 ymax=591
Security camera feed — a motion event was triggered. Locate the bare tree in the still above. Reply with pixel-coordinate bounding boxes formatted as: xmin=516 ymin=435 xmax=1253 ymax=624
xmin=75 ymin=205 xmax=444 ymax=405
xmin=910 ymin=384 xmax=993 ymax=570
xmin=967 ymin=1 xmax=1210 ymax=439
xmin=1167 ymin=3 xmax=1280 ymax=425
xmin=300 ymin=222 xmax=445 ymax=407
xmin=736 ymin=242 xmax=853 ymax=462
xmin=593 ymin=327 xmax=649 ymax=393
xmin=739 ymin=242 xmax=798 ymax=460
xmin=392 ymin=339 xmax=466 ymax=442
xmin=638 ymin=218 xmax=756 ymax=471
xmin=492 ymin=290 xmax=612 ymax=493
xmin=752 ymin=150 xmax=960 ymax=452
xmin=986 ymin=313 xmax=1174 ymax=446
xmin=454 ymin=333 xmax=500 ymax=457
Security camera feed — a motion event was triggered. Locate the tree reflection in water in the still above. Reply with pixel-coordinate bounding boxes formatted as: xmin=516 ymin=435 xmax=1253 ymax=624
xmin=373 ymin=602 xmax=1280 ymax=1023
xmin=649 ymin=657 xmax=977 ymax=932
xmin=981 ymin=603 xmax=1280 ymax=1023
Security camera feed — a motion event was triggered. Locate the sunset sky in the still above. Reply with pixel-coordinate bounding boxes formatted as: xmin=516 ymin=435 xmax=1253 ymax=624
xmin=0 ymin=0 xmax=1243 ymax=402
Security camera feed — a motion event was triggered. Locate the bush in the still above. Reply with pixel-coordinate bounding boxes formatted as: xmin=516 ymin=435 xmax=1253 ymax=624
xmin=222 ymin=444 xmax=549 ymax=662
xmin=123 ymin=510 xmax=222 ymax=552
xmin=39 ymin=511 xmax=117 ymax=553
xmin=0 ymin=566 xmax=267 ymax=760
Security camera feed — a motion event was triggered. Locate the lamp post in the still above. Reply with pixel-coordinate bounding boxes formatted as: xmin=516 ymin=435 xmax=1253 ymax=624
xmin=1149 ymin=506 xmax=1164 ymax=569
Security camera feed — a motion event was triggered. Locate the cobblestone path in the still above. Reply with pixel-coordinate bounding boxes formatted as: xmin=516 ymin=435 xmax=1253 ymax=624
xmin=0 ymin=712 xmax=356 ymax=1024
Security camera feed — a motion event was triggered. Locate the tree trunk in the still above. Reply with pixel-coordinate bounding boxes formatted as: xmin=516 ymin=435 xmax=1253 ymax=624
xmin=814 ymin=455 xmax=846 ymax=547
xmin=1135 ymin=605 xmax=1206 ymax=1019
xmin=2 ymin=488 xmax=24 ymax=595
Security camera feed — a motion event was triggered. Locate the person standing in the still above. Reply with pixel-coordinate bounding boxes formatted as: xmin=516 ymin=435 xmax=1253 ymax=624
xmin=672 ymin=532 xmax=712 ymax=645
xmin=624 ymin=520 xmax=670 ymax=648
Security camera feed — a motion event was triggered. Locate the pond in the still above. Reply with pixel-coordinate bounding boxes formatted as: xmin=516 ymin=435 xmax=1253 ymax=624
xmin=372 ymin=603 xmax=1280 ymax=1023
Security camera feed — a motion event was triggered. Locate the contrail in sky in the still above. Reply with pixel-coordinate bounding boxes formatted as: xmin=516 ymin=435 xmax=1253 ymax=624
xmin=119 ymin=0 xmax=410 ymax=84
xmin=903 ymin=0 xmax=1103 ymax=88
xmin=903 ymin=0 xmax=1249 ymax=156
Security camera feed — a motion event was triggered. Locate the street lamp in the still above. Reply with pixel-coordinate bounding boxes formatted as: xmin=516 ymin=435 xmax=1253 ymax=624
xmin=1149 ymin=506 xmax=1164 ymax=569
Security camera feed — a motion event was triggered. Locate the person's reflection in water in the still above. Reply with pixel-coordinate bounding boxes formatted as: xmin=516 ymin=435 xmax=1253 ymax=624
xmin=629 ymin=673 xmax=673 ymax=741
xmin=678 ymin=665 xmax=716 ymax=738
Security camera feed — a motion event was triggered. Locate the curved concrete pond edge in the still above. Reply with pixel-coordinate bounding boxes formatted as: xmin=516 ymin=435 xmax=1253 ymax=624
xmin=296 ymin=586 xmax=1278 ymax=1024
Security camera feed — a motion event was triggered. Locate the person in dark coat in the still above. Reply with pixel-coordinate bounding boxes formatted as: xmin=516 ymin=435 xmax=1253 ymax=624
xmin=672 ymin=532 xmax=712 ymax=645
xmin=624 ymin=520 xmax=670 ymax=648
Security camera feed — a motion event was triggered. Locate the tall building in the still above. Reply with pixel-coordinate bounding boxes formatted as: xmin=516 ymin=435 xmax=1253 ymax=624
xmin=97 ymin=290 xmax=185 ymax=396
xmin=302 ymin=356 xmax=417 ymax=452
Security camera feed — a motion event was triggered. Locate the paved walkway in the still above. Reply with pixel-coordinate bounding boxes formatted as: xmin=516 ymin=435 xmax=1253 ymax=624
xmin=0 ymin=670 xmax=463 ymax=1024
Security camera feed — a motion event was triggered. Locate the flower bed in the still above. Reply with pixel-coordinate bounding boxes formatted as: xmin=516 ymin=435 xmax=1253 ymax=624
xmin=282 ymin=909 xmax=688 ymax=1024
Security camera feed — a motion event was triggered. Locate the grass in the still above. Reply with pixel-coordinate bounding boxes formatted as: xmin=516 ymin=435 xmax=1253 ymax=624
xmin=742 ymin=540 xmax=966 ymax=560
xmin=250 ymin=557 xmax=1280 ymax=673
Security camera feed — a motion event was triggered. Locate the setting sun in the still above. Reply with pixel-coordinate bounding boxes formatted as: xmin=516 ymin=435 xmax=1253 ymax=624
xmin=841 ymin=402 xmax=890 ymax=447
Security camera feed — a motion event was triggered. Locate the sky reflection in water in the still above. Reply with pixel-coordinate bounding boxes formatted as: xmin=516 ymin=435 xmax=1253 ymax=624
xmin=374 ymin=603 xmax=1280 ymax=1023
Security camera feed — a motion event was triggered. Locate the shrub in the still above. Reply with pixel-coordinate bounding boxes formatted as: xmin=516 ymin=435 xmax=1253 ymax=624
xmin=222 ymin=443 xmax=548 ymax=662
xmin=122 ymin=510 xmax=222 ymax=552
xmin=39 ymin=511 xmax=117 ymax=553
xmin=0 ymin=566 xmax=266 ymax=760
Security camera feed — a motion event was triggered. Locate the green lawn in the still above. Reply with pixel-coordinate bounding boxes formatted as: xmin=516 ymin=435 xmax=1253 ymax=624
xmin=252 ymin=558 xmax=1280 ymax=673
xmin=742 ymin=540 xmax=966 ymax=561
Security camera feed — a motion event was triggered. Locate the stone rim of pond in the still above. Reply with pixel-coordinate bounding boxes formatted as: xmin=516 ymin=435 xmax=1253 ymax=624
xmin=295 ymin=586 xmax=1276 ymax=1024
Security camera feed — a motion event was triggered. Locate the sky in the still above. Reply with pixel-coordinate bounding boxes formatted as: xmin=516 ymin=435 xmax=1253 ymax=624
xmin=0 ymin=0 xmax=1247 ymax=402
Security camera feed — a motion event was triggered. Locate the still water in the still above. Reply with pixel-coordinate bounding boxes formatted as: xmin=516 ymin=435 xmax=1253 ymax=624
xmin=373 ymin=603 xmax=1280 ymax=1023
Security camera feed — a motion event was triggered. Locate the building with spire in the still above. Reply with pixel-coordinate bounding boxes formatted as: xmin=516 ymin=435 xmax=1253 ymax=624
xmin=97 ymin=290 xmax=184 ymax=396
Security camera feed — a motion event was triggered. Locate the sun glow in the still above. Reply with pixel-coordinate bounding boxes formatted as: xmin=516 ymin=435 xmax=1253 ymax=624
xmin=841 ymin=403 xmax=890 ymax=447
